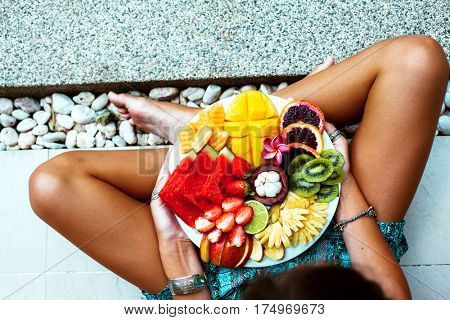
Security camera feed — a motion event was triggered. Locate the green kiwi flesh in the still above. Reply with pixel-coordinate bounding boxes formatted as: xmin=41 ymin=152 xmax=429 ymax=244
xmin=316 ymin=185 xmax=339 ymax=203
xmin=290 ymin=173 xmax=320 ymax=197
xmin=321 ymin=149 xmax=345 ymax=169
xmin=288 ymin=154 xmax=314 ymax=176
xmin=322 ymin=168 xmax=344 ymax=185
xmin=301 ymin=158 xmax=334 ymax=183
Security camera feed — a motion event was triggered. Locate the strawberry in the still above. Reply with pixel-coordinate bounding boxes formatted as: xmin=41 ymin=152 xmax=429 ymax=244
xmin=194 ymin=216 xmax=215 ymax=233
xmin=221 ymin=197 xmax=244 ymax=213
xmin=215 ymin=212 xmax=236 ymax=232
xmin=232 ymin=156 xmax=252 ymax=179
xmin=207 ymin=228 xmax=223 ymax=243
xmin=204 ymin=205 xmax=222 ymax=222
xmin=228 ymin=225 xmax=246 ymax=247
xmin=225 ymin=180 xmax=251 ymax=197
xmin=235 ymin=205 xmax=254 ymax=226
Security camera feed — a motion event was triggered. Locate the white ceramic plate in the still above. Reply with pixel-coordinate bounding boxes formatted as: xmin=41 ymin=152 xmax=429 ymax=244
xmin=168 ymin=95 xmax=339 ymax=268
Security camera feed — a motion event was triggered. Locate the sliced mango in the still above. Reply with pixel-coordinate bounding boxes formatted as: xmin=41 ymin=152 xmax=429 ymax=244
xmin=246 ymin=90 xmax=266 ymax=120
xmin=261 ymin=93 xmax=278 ymax=119
xmin=250 ymin=135 xmax=266 ymax=168
xmin=209 ymin=129 xmax=229 ymax=151
xmin=192 ymin=125 xmax=213 ymax=153
xmin=248 ymin=117 xmax=279 ymax=138
xmin=227 ymin=135 xmax=251 ymax=163
xmin=225 ymin=93 xmax=248 ymax=121
xmin=192 ymin=110 xmax=210 ymax=130
xmin=224 ymin=120 xmax=249 ymax=138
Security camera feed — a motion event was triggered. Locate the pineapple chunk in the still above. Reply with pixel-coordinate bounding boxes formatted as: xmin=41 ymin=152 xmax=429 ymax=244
xmin=192 ymin=110 xmax=210 ymax=130
xmin=209 ymin=129 xmax=229 ymax=151
xmin=192 ymin=125 xmax=213 ymax=153
xmin=178 ymin=126 xmax=195 ymax=154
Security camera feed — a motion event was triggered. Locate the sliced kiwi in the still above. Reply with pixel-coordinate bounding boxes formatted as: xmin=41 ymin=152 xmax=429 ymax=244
xmin=322 ymin=168 xmax=344 ymax=185
xmin=288 ymin=154 xmax=314 ymax=176
xmin=290 ymin=173 xmax=320 ymax=197
xmin=321 ymin=149 xmax=344 ymax=169
xmin=316 ymin=185 xmax=339 ymax=203
xmin=301 ymin=158 xmax=334 ymax=183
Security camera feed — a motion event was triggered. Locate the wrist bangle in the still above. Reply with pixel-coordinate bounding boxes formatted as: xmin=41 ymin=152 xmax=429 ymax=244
xmin=167 ymin=274 xmax=206 ymax=296
xmin=333 ymin=206 xmax=377 ymax=232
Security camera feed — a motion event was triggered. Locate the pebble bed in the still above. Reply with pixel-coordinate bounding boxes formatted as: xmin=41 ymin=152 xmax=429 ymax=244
xmin=1 ymin=81 xmax=449 ymax=151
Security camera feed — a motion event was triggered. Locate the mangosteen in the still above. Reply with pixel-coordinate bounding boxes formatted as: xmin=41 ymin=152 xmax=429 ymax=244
xmin=248 ymin=165 xmax=288 ymax=205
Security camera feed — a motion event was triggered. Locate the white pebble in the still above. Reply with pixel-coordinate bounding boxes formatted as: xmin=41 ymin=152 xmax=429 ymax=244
xmin=0 ymin=98 xmax=13 ymax=114
xmin=95 ymin=131 xmax=106 ymax=148
xmin=91 ymin=93 xmax=109 ymax=111
xmin=6 ymin=145 xmax=20 ymax=151
xmin=43 ymin=104 xmax=52 ymax=113
xmin=33 ymin=111 xmax=51 ymax=125
xmin=11 ymin=109 xmax=30 ymax=120
xmin=71 ymin=105 xmax=96 ymax=124
xmin=56 ymin=114 xmax=75 ymax=130
xmin=73 ymin=123 xmax=85 ymax=133
xmin=14 ymin=97 xmax=40 ymax=114
xmin=119 ymin=120 xmax=137 ymax=145
xmin=17 ymin=118 xmax=37 ymax=132
xmin=219 ymin=87 xmax=238 ymax=100
xmin=137 ymin=133 xmax=149 ymax=146
xmin=65 ymin=130 xmax=78 ymax=149
xmin=76 ymin=132 xmax=95 ymax=148
xmin=107 ymin=103 xmax=121 ymax=117
xmin=97 ymin=122 xmax=116 ymax=139
xmin=40 ymin=132 xmax=66 ymax=143
xmin=171 ymin=96 xmax=180 ymax=104
xmin=0 ymin=143 xmax=5 ymax=151
xmin=52 ymin=93 xmax=74 ymax=115
xmin=73 ymin=92 xmax=95 ymax=106
xmin=438 ymin=115 xmax=450 ymax=135
xmin=0 ymin=114 xmax=17 ymax=127
xmin=240 ymin=85 xmax=257 ymax=92
xmin=182 ymin=87 xmax=205 ymax=101
xmin=186 ymin=101 xmax=199 ymax=108
xmin=259 ymin=84 xmax=272 ymax=95
xmin=31 ymin=144 xmax=44 ymax=150
xmin=276 ymin=82 xmax=288 ymax=91
xmin=105 ymin=140 xmax=115 ymax=148
xmin=128 ymin=91 xmax=144 ymax=97
xmin=0 ymin=127 xmax=19 ymax=146
xmin=32 ymin=124 xmax=49 ymax=136
xmin=85 ymin=123 xmax=98 ymax=136
xmin=203 ymin=85 xmax=221 ymax=104
xmin=179 ymin=94 xmax=187 ymax=105
xmin=112 ymin=135 xmax=126 ymax=147
xmin=149 ymin=87 xmax=179 ymax=101
xmin=147 ymin=133 xmax=165 ymax=146
xmin=445 ymin=89 xmax=450 ymax=108
xmin=36 ymin=136 xmax=65 ymax=149
xmin=18 ymin=131 xmax=36 ymax=149
xmin=441 ymin=102 xmax=446 ymax=115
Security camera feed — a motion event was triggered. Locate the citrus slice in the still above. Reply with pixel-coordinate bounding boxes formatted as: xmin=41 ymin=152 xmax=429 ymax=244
xmin=280 ymin=100 xmax=325 ymax=132
xmin=281 ymin=123 xmax=324 ymax=154
xmin=244 ymin=200 xmax=269 ymax=234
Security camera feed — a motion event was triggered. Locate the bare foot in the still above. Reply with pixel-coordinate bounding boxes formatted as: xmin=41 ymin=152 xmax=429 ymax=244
xmin=108 ymin=92 xmax=198 ymax=144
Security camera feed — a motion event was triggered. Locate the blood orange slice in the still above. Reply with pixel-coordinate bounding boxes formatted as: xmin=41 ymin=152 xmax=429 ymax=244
xmin=281 ymin=123 xmax=324 ymax=154
xmin=281 ymin=142 xmax=320 ymax=172
xmin=280 ymin=100 xmax=325 ymax=132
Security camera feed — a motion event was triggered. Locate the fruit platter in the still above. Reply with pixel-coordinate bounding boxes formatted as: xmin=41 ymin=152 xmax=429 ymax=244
xmin=160 ymin=91 xmax=344 ymax=268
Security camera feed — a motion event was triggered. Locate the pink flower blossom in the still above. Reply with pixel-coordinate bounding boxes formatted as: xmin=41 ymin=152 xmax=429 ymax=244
xmin=261 ymin=135 xmax=290 ymax=166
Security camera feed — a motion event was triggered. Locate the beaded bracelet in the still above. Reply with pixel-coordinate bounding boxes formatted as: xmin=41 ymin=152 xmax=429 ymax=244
xmin=333 ymin=206 xmax=377 ymax=232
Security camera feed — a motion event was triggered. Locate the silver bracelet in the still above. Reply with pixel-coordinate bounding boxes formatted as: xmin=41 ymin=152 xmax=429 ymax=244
xmin=333 ymin=206 xmax=377 ymax=232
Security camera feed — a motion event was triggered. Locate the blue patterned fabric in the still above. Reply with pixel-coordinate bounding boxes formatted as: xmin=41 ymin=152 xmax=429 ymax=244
xmin=142 ymin=221 xmax=408 ymax=300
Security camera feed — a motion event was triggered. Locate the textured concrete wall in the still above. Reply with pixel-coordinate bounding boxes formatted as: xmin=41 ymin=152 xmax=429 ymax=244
xmin=0 ymin=0 xmax=448 ymax=88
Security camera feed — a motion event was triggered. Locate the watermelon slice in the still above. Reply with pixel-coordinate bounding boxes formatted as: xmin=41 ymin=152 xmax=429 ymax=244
xmin=159 ymin=155 xmax=201 ymax=227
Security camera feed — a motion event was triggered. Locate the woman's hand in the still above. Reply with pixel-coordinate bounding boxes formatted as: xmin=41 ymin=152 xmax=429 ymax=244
xmin=324 ymin=122 xmax=351 ymax=181
xmin=150 ymin=147 xmax=190 ymax=243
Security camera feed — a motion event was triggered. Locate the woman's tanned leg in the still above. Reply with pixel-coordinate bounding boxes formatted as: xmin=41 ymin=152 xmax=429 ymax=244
xmin=275 ymin=35 xmax=448 ymax=221
xmin=30 ymin=148 xmax=169 ymax=293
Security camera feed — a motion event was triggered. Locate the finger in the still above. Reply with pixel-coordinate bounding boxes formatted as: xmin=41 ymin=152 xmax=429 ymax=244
xmin=108 ymin=92 xmax=134 ymax=109
xmin=117 ymin=107 xmax=129 ymax=114
xmin=154 ymin=147 xmax=173 ymax=193
xmin=120 ymin=114 xmax=131 ymax=120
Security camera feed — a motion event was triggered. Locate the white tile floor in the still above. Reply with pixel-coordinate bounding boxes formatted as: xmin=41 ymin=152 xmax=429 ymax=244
xmin=0 ymin=139 xmax=449 ymax=300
